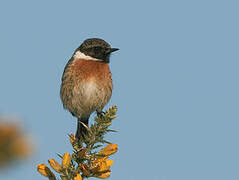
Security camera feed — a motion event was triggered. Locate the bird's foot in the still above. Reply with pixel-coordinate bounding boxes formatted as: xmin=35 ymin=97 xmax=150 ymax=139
xmin=97 ymin=110 xmax=105 ymax=118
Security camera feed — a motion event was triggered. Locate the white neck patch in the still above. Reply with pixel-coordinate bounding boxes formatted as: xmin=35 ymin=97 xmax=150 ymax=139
xmin=73 ymin=51 xmax=101 ymax=61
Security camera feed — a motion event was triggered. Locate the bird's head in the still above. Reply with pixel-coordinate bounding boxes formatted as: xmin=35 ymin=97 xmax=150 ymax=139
xmin=74 ymin=38 xmax=119 ymax=63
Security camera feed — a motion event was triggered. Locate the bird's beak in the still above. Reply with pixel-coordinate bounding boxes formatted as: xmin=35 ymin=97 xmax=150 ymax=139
xmin=110 ymin=48 xmax=119 ymax=53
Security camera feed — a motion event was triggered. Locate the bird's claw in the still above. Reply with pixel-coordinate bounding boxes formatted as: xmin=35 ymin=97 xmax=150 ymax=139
xmin=97 ymin=111 xmax=105 ymax=117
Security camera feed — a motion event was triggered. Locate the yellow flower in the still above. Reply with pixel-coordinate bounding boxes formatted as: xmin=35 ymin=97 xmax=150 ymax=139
xmin=99 ymin=159 xmax=113 ymax=172
xmin=48 ymin=159 xmax=62 ymax=173
xmin=0 ymin=123 xmax=18 ymax=139
xmin=91 ymin=157 xmax=113 ymax=178
xmin=91 ymin=158 xmax=114 ymax=173
xmin=105 ymin=159 xmax=113 ymax=167
xmin=62 ymin=152 xmax=71 ymax=169
xmin=37 ymin=164 xmax=54 ymax=177
xmin=0 ymin=122 xmax=32 ymax=167
xmin=74 ymin=174 xmax=83 ymax=180
xmin=95 ymin=170 xmax=111 ymax=179
xmin=11 ymin=136 xmax=32 ymax=158
xmin=99 ymin=144 xmax=118 ymax=156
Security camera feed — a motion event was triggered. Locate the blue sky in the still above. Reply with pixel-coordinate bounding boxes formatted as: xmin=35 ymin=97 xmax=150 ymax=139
xmin=0 ymin=0 xmax=239 ymax=180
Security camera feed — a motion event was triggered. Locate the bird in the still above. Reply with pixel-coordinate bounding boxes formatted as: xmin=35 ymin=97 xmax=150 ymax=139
xmin=60 ymin=38 xmax=119 ymax=139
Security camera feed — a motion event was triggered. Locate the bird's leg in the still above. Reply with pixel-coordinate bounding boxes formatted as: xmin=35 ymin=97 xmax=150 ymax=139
xmin=96 ymin=110 xmax=105 ymax=118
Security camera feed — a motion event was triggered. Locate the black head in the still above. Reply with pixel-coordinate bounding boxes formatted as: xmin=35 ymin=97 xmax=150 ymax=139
xmin=76 ymin=38 xmax=119 ymax=63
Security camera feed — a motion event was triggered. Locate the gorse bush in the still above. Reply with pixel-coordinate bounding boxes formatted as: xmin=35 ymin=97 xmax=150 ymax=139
xmin=37 ymin=105 xmax=118 ymax=180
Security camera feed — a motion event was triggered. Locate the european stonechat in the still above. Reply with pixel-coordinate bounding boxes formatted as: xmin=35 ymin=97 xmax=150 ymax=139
xmin=60 ymin=38 xmax=119 ymax=139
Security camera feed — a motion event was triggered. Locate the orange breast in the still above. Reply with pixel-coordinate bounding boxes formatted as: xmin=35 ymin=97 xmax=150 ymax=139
xmin=60 ymin=58 xmax=113 ymax=117
xmin=72 ymin=59 xmax=112 ymax=83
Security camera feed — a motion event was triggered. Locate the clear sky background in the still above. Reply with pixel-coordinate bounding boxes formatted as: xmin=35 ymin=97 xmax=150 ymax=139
xmin=0 ymin=0 xmax=239 ymax=180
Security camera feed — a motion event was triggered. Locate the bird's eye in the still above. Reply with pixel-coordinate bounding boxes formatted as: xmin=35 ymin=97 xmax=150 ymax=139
xmin=94 ymin=47 xmax=101 ymax=54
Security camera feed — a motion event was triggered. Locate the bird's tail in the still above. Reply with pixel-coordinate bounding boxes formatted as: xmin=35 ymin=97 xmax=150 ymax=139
xmin=76 ymin=117 xmax=89 ymax=139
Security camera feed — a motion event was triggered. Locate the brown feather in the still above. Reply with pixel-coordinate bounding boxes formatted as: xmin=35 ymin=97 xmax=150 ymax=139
xmin=60 ymin=58 xmax=113 ymax=119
